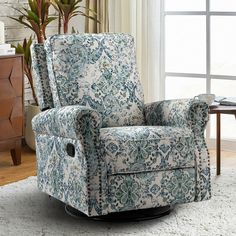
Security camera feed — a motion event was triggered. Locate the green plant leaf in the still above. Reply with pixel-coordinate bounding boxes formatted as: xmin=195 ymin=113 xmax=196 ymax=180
xmin=28 ymin=0 xmax=37 ymax=13
xmin=9 ymin=16 xmax=34 ymax=30
xmin=9 ymin=0 xmax=56 ymax=43
xmin=27 ymin=10 xmax=40 ymax=24
xmin=12 ymin=37 xmax=38 ymax=105
xmin=71 ymin=26 xmax=76 ymax=33
xmin=78 ymin=11 xmax=100 ymax=23
xmin=45 ymin=16 xmax=58 ymax=25
xmin=80 ymin=6 xmax=98 ymax=15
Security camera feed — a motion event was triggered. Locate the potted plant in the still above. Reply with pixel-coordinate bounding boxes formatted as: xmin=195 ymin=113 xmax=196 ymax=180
xmin=10 ymin=0 xmax=57 ymax=43
xmin=52 ymin=0 xmax=98 ymax=34
xmin=12 ymin=37 xmax=41 ymax=150
xmin=10 ymin=0 xmax=57 ymax=150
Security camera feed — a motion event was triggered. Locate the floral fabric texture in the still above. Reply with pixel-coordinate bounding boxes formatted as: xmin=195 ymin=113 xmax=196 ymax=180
xmin=100 ymin=126 xmax=195 ymax=175
xmin=31 ymin=44 xmax=54 ymax=111
xmin=32 ymin=33 xmax=211 ymax=217
xmin=108 ymin=168 xmax=196 ymax=212
xmin=45 ymin=33 xmax=145 ymax=127
xmin=144 ymin=99 xmax=211 ymax=201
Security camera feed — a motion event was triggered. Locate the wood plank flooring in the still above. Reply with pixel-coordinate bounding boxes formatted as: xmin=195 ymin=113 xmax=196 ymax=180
xmin=0 ymin=147 xmax=235 ymax=186
xmin=0 ymin=146 xmax=36 ymax=186
xmin=209 ymin=149 xmax=236 ymax=167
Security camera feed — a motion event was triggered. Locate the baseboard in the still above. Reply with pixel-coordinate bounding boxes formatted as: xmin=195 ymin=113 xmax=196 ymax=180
xmin=207 ymin=139 xmax=236 ymax=152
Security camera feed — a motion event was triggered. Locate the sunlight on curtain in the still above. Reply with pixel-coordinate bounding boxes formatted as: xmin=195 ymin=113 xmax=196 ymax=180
xmin=109 ymin=0 xmax=162 ymax=102
xmin=85 ymin=0 xmax=109 ymax=33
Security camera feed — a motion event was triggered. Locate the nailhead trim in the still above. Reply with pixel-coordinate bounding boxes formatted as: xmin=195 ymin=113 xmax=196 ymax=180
xmin=80 ymin=114 xmax=102 ymax=216
xmin=93 ymin=119 xmax=103 ymax=214
xmin=190 ymin=103 xmax=211 ymax=201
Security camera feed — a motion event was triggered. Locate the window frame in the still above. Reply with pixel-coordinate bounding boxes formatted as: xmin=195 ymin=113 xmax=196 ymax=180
xmin=161 ymin=0 xmax=236 ymax=96
xmin=160 ymin=0 xmax=236 ymax=142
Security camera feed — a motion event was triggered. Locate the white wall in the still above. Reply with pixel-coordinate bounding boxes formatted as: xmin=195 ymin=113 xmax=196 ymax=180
xmin=0 ymin=0 xmax=85 ymax=105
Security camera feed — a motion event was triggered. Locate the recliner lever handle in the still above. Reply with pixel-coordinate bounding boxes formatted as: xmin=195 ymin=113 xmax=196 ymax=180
xmin=66 ymin=143 xmax=75 ymax=157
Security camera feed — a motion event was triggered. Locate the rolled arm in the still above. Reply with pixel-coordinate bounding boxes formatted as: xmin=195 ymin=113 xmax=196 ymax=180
xmin=144 ymin=99 xmax=209 ymax=134
xmin=33 ymin=105 xmax=106 ymax=216
xmin=32 ymin=105 xmax=102 ymax=139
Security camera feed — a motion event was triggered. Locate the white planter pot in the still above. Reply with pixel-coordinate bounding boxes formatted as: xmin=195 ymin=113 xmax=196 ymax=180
xmin=25 ymin=104 xmax=41 ymax=151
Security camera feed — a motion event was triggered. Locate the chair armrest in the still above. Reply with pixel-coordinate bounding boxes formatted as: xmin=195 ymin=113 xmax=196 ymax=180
xmin=32 ymin=105 xmax=102 ymax=139
xmin=144 ymin=99 xmax=209 ymax=135
xmin=145 ymin=99 xmax=211 ymax=201
xmin=33 ymin=105 xmax=106 ymax=215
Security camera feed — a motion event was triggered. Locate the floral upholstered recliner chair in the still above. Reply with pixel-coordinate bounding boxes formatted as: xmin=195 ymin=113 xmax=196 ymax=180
xmin=31 ymin=33 xmax=211 ymax=217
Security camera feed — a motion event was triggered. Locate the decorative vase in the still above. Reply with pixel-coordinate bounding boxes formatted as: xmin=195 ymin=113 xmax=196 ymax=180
xmin=25 ymin=104 xmax=41 ymax=151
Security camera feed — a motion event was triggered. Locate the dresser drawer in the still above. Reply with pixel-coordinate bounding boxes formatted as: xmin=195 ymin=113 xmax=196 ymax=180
xmin=0 ymin=57 xmax=23 ymax=96
xmin=0 ymin=56 xmax=24 ymax=141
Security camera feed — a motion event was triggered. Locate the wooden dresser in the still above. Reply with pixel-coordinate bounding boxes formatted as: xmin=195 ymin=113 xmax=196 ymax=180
xmin=0 ymin=54 xmax=24 ymax=165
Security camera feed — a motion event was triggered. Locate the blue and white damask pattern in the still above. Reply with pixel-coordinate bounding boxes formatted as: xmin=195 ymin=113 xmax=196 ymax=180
xmin=32 ymin=105 xmax=101 ymax=138
xmin=100 ymin=126 xmax=195 ymax=175
xmin=108 ymin=168 xmax=196 ymax=213
xmin=145 ymin=99 xmax=211 ymax=201
xmin=31 ymin=44 xmax=54 ymax=111
xmin=44 ymin=33 xmax=145 ymax=127
xmin=33 ymin=105 xmax=106 ymax=216
xmin=32 ymin=33 xmax=211 ymax=217
xmin=35 ymin=134 xmax=89 ymax=214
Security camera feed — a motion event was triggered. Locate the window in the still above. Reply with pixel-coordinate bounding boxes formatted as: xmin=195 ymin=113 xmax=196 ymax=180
xmin=161 ymin=0 xmax=236 ymax=140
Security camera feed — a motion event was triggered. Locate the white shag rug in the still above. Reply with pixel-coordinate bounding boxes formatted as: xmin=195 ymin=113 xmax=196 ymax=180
xmin=0 ymin=168 xmax=236 ymax=236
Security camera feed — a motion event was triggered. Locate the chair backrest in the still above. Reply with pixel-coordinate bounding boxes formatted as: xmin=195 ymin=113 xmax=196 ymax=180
xmin=33 ymin=33 xmax=145 ymax=127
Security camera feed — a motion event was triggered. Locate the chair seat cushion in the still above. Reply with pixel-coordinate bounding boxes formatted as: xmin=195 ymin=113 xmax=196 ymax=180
xmin=100 ymin=126 xmax=195 ymax=175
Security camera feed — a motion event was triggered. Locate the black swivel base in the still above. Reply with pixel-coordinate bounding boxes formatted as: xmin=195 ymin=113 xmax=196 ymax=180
xmin=65 ymin=205 xmax=172 ymax=222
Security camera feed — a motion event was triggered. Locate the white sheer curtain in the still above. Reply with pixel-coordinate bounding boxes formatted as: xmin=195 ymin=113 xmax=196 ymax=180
xmin=109 ymin=0 xmax=163 ymax=102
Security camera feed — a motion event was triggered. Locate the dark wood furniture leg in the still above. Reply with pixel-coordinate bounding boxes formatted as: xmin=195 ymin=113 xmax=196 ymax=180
xmin=10 ymin=140 xmax=22 ymax=166
xmin=216 ymin=113 xmax=221 ymax=175
xmin=210 ymin=106 xmax=236 ymax=175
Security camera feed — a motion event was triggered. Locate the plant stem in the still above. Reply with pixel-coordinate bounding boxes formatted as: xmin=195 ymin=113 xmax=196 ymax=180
xmin=58 ymin=12 xmax=61 ymax=34
xmin=24 ymin=64 xmax=38 ymax=106
xmin=63 ymin=20 xmax=68 ymax=34
xmin=37 ymin=33 xmax=44 ymax=43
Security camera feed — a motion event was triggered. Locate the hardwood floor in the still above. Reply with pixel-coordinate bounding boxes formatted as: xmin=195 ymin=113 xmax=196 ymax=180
xmin=0 ymin=147 xmax=235 ymax=186
xmin=0 ymin=146 xmax=36 ymax=186
xmin=209 ymin=149 xmax=236 ymax=167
